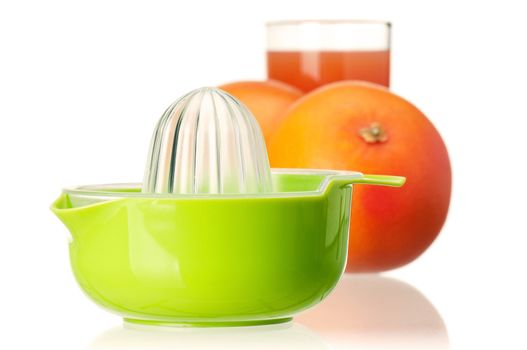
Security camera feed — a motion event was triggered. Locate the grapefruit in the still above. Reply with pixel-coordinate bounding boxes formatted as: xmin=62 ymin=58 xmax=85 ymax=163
xmin=219 ymin=80 xmax=303 ymax=145
xmin=269 ymin=81 xmax=451 ymax=272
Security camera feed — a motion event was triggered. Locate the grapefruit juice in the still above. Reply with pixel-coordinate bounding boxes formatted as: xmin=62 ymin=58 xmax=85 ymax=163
xmin=267 ymin=50 xmax=390 ymax=92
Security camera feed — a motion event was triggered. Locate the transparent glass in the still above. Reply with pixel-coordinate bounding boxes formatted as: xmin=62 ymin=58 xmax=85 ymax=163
xmin=266 ymin=20 xmax=391 ymax=92
xmin=143 ymin=87 xmax=272 ymax=194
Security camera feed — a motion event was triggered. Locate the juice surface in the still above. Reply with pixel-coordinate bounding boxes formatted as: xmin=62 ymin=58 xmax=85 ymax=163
xmin=267 ymin=50 xmax=390 ymax=92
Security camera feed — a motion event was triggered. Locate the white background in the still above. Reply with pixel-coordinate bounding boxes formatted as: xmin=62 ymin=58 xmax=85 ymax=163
xmin=1 ymin=0 xmax=526 ymax=349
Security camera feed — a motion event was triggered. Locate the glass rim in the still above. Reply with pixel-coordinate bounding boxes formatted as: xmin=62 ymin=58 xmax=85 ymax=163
xmin=266 ymin=19 xmax=391 ymax=27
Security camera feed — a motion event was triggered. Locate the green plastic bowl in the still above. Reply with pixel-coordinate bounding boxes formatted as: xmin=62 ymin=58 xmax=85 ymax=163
xmin=51 ymin=169 xmax=404 ymax=327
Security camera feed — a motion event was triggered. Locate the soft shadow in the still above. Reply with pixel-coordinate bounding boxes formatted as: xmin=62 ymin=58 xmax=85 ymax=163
xmin=297 ymin=274 xmax=449 ymax=349
xmin=88 ymin=275 xmax=448 ymax=350
xmin=88 ymin=321 xmax=330 ymax=350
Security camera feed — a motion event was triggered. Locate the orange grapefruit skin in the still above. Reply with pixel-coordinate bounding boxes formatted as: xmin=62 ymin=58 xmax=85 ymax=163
xmin=219 ymin=80 xmax=303 ymax=145
xmin=269 ymin=81 xmax=452 ymax=272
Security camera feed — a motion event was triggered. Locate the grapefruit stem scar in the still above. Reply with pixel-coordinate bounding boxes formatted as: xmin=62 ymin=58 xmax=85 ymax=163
xmin=359 ymin=122 xmax=388 ymax=143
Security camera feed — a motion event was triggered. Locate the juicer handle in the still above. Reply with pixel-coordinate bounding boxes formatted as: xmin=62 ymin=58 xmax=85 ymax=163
xmin=350 ymin=174 xmax=406 ymax=187
xmin=328 ymin=173 xmax=406 ymax=190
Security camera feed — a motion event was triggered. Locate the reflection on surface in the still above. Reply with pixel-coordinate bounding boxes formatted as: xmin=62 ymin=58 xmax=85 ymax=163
xmin=89 ymin=322 xmax=330 ymax=350
xmin=297 ymin=274 xmax=449 ymax=349
xmin=89 ymin=275 xmax=448 ymax=350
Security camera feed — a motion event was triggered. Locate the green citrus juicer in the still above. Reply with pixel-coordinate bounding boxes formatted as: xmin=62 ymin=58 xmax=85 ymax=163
xmin=51 ymin=87 xmax=405 ymax=327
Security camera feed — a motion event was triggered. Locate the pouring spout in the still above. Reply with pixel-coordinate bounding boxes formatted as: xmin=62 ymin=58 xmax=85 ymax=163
xmin=51 ymin=192 xmax=128 ymax=242
xmin=50 ymin=194 xmax=80 ymax=237
xmin=51 ymin=193 xmax=120 ymax=241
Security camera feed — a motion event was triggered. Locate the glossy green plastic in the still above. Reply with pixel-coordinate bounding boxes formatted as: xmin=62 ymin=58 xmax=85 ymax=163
xmin=51 ymin=170 xmax=404 ymax=326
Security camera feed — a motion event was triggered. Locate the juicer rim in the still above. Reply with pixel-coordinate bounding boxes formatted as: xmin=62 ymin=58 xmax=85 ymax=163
xmin=61 ymin=169 xmax=364 ymax=200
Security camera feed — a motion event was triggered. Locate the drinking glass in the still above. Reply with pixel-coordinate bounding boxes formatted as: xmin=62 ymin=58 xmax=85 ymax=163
xmin=266 ymin=20 xmax=391 ymax=92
